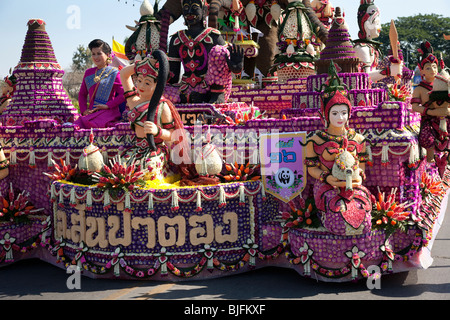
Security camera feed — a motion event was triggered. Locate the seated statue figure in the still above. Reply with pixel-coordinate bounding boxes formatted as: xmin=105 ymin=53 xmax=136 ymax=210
xmin=305 ymin=62 xmax=372 ymax=236
xmin=164 ymin=0 xmax=244 ymax=104
xmin=120 ymin=50 xmax=190 ymax=182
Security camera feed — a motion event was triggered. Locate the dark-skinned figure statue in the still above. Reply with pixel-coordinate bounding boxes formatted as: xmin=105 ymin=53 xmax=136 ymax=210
xmin=164 ymin=0 xmax=244 ymax=104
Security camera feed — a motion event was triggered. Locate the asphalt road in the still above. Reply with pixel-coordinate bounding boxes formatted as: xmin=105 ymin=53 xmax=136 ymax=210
xmin=0 ymin=204 xmax=449 ymax=305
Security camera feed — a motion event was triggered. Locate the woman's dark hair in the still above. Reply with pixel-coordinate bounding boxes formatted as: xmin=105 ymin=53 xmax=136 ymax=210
xmin=88 ymin=39 xmax=111 ymax=55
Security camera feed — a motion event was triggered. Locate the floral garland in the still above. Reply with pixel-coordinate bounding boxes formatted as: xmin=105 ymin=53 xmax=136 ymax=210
xmin=47 ymin=238 xmax=289 ymax=279
xmin=0 ymin=215 xmax=49 ymax=263
xmin=50 ymin=179 xmax=263 ymax=214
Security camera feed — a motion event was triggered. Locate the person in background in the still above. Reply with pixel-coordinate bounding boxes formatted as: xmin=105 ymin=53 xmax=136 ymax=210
xmin=74 ymin=39 xmax=125 ymax=129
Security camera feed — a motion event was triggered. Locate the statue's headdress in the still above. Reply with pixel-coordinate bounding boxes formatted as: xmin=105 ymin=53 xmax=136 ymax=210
xmin=4 ymin=75 xmax=17 ymax=88
xmin=417 ymin=41 xmax=438 ymax=71
xmin=181 ymin=0 xmax=209 ymax=9
xmin=357 ymin=0 xmax=380 ymax=40
xmin=135 ymin=56 xmax=159 ymax=80
xmin=318 ymin=62 xmax=352 ymax=126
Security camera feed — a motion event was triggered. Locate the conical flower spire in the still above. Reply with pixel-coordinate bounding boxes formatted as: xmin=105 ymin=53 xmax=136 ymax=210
xmin=316 ymin=7 xmax=359 ymax=74
xmin=0 ymin=19 xmax=78 ymax=126
xmin=19 ymin=19 xmax=58 ymax=65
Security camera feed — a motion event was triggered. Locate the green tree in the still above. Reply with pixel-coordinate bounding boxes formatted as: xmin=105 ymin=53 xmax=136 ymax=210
xmin=62 ymin=44 xmax=93 ymax=107
xmin=72 ymin=44 xmax=93 ymax=72
xmin=377 ymin=14 xmax=450 ymax=69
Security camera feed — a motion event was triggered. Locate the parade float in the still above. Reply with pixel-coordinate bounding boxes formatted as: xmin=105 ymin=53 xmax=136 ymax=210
xmin=0 ymin=0 xmax=448 ymax=283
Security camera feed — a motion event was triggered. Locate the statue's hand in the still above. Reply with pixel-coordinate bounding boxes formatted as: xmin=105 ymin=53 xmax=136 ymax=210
xmin=428 ymin=105 xmax=450 ymax=117
xmin=143 ymin=121 xmax=159 ymax=136
xmin=389 ymin=59 xmax=403 ymax=80
xmin=227 ymin=44 xmax=244 ymax=73
xmin=326 ymin=175 xmax=347 ymax=188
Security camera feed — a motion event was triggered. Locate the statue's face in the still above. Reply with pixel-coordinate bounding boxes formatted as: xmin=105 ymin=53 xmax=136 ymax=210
xmin=328 ymin=104 xmax=349 ymax=128
xmin=421 ymin=62 xmax=438 ymax=82
xmin=363 ymin=5 xmax=381 ymax=40
xmin=182 ymin=0 xmax=205 ymax=27
xmin=135 ymin=74 xmax=156 ymax=100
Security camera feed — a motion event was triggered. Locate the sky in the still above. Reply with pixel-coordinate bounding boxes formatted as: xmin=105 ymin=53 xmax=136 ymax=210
xmin=0 ymin=0 xmax=449 ymax=78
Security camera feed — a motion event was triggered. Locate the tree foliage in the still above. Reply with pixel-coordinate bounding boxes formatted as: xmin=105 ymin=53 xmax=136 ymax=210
xmin=71 ymin=44 xmax=93 ymax=72
xmin=62 ymin=44 xmax=92 ymax=107
xmin=377 ymin=14 xmax=450 ymax=69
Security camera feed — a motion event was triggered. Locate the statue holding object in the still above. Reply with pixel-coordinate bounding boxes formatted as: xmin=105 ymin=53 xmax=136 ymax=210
xmin=120 ymin=50 xmax=190 ymax=182
xmin=411 ymin=41 xmax=450 ymax=165
xmin=305 ymin=62 xmax=372 ymax=236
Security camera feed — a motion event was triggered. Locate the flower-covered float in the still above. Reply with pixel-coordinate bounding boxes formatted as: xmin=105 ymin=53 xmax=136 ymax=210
xmin=0 ymin=0 xmax=448 ymax=283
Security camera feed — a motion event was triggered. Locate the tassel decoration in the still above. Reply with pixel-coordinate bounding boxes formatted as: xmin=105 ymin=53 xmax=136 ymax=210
xmin=85 ymin=189 xmax=93 ymax=211
xmin=219 ymin=186 xmax=226 ymax=208
xmin=69 ymin=187 xmax=76 ymax=208
xmin=409 ymin=143 xmax=419 ymax=167
xmin=58 ymin=186 xmax=64 ymax=208
xmin=171 ymin=190 xmax=179 ymax=211
xmin=102 ymin=147 xmax=108 ymax=164
xmin=29 ymin=147 xmax=36 ymax=168
xmin=65 ymin=148 xmax=71 ymax=166
xmin=239 ymin=184 xmax=245 ymax=206
xmin=124 ymin=191 xmax=131 ymax=213
xmin=196 ymin=189 xmax=202 ymax=212
xmin=260 ymin=181 xmax=266 ymax=201
xmin=10 ymin=147 xmax=17 ymax=166
xmin=366 ymin=144 xmax=373 ymax=166
xmin=147 ymin=193 xmax=154 ymax=214
xmin=50 ymin=182 xmax=56 ymax=203
xmin=103 ymin=189 xmax=111 ymax=210
xmin=381 ymin=143 xmax=389 ymax=167
xmin=47 ymin=151 xmax=53 ymax=169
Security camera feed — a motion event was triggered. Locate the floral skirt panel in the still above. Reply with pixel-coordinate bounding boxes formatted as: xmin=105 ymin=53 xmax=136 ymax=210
xmin=418 ymin=115 xmax=450 ymax=151
xmin=313 ymin=180 xmax=373 ymax=236
xmin=122 ymin=137 xmax=170 ymax=182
